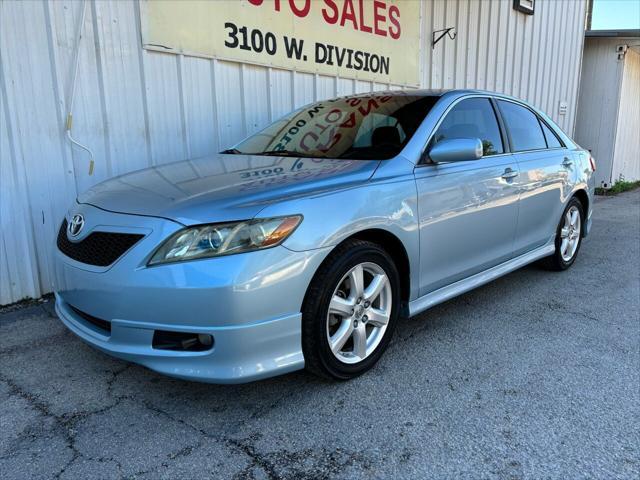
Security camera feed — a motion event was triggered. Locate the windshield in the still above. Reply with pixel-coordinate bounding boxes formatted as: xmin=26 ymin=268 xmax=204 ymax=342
xmin=229 ymin=94 xmax=439 ymax=160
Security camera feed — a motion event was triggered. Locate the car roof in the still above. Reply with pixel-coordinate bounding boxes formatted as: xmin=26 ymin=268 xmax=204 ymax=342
xmin=347 ymin=88 xmax=521 ymax=100
xmin=344 ymin=88 xmax=537 ymax=106
xmin=337 ymin=88 xmax=575 ymax=147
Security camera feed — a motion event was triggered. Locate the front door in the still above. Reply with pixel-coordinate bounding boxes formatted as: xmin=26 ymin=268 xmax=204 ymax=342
xmin=414 ymin=97 xmax=520 ymax=296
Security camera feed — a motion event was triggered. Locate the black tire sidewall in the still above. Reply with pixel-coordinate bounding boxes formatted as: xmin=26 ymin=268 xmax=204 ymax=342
xmin=303 ymin=242 xmax=401 ymax=380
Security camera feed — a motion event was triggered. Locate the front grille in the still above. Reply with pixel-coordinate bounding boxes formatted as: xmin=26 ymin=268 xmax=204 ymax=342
xmin=68 ymin=304 xmax=111 ymax=334
xmin=57 ymin=219 xmax=144 ymax=267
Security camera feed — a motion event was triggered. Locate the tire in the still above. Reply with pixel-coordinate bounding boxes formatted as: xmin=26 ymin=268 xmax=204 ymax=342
xmin=540 ymin=197 xmax=585 ymax=271
xmin=302 ymin=239 xmax=401 ymax=380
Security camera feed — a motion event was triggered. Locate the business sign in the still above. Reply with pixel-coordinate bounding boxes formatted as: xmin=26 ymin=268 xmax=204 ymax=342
xmin=140 ymin=0 xmax=421 ymax=86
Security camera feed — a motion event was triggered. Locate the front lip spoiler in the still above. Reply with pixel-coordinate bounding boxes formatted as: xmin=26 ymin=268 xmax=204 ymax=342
xmin=54 ymin=293 xmax=306 ymax=384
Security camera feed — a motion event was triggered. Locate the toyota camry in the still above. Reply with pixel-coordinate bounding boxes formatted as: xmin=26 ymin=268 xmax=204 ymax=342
xmin=54 ymin=90 xmax=595 ymax=383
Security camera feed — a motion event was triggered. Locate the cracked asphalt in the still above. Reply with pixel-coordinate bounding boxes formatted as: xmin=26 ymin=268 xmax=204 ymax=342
xmin=1 ymin=190 xmax=639 ymax=480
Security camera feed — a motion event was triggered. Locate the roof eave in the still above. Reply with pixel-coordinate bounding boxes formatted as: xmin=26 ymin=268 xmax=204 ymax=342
xmin=585 ymin=29 xmax=640 ymax=38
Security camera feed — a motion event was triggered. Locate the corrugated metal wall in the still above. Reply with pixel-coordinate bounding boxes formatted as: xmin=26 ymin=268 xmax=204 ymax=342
xmin=575 ymin=37 xmax=640 ymax=187
xmin=574 ymin=37 xmax=626 ymax=188
xmin=0 ymin=0 xmax=587 ymax=305
xmin=424 ymin=0 xmax=587 ymax=130
xmin=612 ymin=47 xmax=640 ymax=184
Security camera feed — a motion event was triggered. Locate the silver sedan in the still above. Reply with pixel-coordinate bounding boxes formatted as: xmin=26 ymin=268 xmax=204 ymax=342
xmin=53 ymin=89 xmax=595 ymax=383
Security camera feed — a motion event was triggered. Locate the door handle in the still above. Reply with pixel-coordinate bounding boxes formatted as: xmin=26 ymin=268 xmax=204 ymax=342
xmin=501 ymin=168 xmax=518 ymax=180
xmin=562 ymin=157 xmax=573 ymax=168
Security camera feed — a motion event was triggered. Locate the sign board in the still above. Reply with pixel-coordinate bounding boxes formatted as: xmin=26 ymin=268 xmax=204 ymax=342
xmin=140 ymin=0 xmax=421 ymax=86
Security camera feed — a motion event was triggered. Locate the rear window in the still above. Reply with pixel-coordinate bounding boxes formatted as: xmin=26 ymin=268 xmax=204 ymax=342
xmin=540 ymin=120 xmax=563 ymax=148
xmin=497 ymin=100 xmax=547 ymax=152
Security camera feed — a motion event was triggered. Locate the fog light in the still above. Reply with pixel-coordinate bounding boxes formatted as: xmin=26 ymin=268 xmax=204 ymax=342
xmin=152 ymin=330 xmax=214 ymax=352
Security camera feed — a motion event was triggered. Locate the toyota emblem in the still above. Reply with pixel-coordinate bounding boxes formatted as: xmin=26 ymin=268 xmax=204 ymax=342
xmin=68 ymin=214 xmax=85 ymax=237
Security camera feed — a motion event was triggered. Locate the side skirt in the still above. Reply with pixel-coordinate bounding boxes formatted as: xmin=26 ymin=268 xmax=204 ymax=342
xmin=408 ymin=242 xmax=555 ymax=318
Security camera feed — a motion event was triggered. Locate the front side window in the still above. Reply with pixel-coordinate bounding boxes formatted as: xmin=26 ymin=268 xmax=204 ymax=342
xmin=431 ymin=98 xmax=504 ymax=156
xmin=230 ymin=95 xmax=439 ymax=160
xmin=497 ymin=100 xmax=547 ymax=152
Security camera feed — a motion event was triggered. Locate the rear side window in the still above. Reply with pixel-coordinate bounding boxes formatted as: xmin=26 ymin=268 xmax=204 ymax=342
xmin=497 ymin=100 xmax=547 ymax=152
xmin=539 ymin=120 xmax=563 ymax=148
xmin=432 ymin=98 xmax=504 ymax=156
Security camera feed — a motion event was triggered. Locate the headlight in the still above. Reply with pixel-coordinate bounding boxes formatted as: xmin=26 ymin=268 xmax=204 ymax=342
xmin=148 ymin=216 xmax=302 ymax=266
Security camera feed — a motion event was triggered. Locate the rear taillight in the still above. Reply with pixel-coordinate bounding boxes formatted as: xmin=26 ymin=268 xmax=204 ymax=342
xmin=589 ymin=155 xmax=596 ymax=172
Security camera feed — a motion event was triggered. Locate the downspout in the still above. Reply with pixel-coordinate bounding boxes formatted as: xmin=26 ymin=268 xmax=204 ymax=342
xmin=65 ymin=1 xmax=95 ymax=175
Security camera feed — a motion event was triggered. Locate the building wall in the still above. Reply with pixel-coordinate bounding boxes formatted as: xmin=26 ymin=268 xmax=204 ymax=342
xmin=574 ymin=37 xmax=628 ymax=187
xmin=0 ymin=0 xmax=587 ymax=305
xmin=612 ymin=48 xmax=640 ymax=184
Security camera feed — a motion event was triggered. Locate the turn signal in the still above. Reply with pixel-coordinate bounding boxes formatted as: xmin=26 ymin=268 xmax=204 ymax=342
xmin=261 ymin=216 xmax=302 ymax=246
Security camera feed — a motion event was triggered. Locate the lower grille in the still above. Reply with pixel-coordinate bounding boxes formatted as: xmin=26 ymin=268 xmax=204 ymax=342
xmin=57 ymin=219 xmax=144 ymax=267
xmin=68 ymin=305 xmax=111 ymax=334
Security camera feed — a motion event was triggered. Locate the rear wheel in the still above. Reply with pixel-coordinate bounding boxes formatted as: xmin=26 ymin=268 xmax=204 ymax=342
xmin=302 ymin=239 xmax=400 ymax=380
xmin=541 ymin=197 xmax=584 ymax=271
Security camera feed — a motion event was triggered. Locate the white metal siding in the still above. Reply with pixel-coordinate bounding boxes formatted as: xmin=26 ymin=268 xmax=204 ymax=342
xmin=574 ymin=37 xmax=626 ymax=187
xmin=575 ymin=37 xmax=640 ymax=187
xmin=0 ymin=0 xmax=587 ymax=304
xmin=422 ymin=0 xmax=586 ymax=132
xmin=612 ymin=48 xmax=640 ymax=183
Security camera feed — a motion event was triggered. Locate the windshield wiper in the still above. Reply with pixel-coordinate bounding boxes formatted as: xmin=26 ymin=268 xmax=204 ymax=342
xmin=251 ymin=150 xmax=324 ymax=158
xmin=222 ymin=148 xmax=322 ymax=158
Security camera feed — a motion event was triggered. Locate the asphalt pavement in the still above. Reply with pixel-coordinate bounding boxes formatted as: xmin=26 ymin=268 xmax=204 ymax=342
xmin=1 ymin=190 xmax=638 ymax=479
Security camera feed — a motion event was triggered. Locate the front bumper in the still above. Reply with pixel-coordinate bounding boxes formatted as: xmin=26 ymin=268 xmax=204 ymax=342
xmin=53 ymin=204 xmax=331 ymax=383
xmin=55 ymin=294 xmax=304 ymax=383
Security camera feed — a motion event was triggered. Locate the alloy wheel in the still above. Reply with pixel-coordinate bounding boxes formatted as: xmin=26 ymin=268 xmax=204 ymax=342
xmin=326 ymin=262 xmax=392 ymax=364
xmin=560 ymin=205 xmax=581 ymax=262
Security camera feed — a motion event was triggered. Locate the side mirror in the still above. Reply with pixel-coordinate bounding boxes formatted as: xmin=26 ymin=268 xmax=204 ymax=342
xmin=428 ymin=138 xmax=483 ymax=163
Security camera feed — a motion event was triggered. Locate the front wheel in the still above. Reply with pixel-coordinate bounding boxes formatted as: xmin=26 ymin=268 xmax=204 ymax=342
xmin=541 ymin=197 xmax=584 ymax=271
xmin=301 ymin=239 xmax=400 ymax=380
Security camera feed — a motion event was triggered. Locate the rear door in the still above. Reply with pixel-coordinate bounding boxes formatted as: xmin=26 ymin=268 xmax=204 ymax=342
xmin=495 ymin=100 xmax=573 ymax=256
xmin=414 ymin=97 xmax=520 ymax=295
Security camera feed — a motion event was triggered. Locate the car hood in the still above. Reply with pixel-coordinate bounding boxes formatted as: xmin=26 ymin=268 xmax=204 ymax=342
xmin=78 ymin=154 xmax=380 ymax=225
